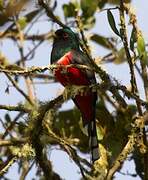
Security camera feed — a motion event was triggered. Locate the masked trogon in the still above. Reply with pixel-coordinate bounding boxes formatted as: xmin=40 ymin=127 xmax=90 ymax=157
xmin=50 ymin=28 xmax=99 ymax=162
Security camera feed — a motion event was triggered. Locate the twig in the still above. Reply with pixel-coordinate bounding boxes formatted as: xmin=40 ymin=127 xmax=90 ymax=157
xmin=119 ymin=0 xmax=137 ymax=94
xmin=15 ymin=39 xmax=44 ymax=64
xmin=19 ymin=161 xmax=35 ymax=180
xmin=0 ymin=31 xmax=53 ymax=41
xmin=0 ymin=64 xmax=91 ymax=75
xmin=38 ymin=0 xmax=67 ymax=28
xmin=29 ymin=73 xmax=54 ymax=80
xmin=5 ymin=73 xmax=34 ymax=105
xmin=99 ymin=6 xmax=119 ymax=13
xmin=116 ymin=85 xmax=148 ymax=110
xmin=2 ymin=112 xmax=25 ymax=139
xmin=15 ymin=18 xmax=35 ymax=104
xmin=0 ymin=138 xmax=27 ymax=146
xmin=0 ymin=104 xmax=31 ymax=113
xmin=43 ymin=122 xmax=88 ymax=179
xmin=0 ymin=156 xmax=17 ymax=177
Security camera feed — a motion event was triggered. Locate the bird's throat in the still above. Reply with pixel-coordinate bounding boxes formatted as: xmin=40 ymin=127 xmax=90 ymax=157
xmin=51 ymin=44 xmax=73 ymax=63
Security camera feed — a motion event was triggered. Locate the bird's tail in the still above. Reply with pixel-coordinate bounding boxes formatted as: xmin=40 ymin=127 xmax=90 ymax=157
xmin=86 ymin=120 xmax=99 ymax=163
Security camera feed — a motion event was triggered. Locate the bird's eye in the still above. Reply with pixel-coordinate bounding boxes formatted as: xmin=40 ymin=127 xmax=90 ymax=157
xmin=63 ymin=33 xmax=69 ymax=38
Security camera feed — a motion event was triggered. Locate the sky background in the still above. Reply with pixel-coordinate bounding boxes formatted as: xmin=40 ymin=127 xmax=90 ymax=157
xmin=0 ymin=0 xmax=147 ymax=179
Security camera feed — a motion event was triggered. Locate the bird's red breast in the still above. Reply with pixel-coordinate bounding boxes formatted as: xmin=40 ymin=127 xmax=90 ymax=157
xmin=54 ymin=51 xmax=90 ymax=86
xmin=54 ymin=51 xmax=95 ymax=124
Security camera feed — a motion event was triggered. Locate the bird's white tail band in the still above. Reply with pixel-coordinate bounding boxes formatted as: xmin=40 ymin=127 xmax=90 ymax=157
xmin=85 ymin=121 xmax=99 ymax=162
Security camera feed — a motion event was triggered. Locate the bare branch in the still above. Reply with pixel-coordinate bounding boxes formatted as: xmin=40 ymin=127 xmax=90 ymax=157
xmin=5 ymin=73 xmax=34 ymax=106
xmin=38 ymin=0 xmax=67 ymax=28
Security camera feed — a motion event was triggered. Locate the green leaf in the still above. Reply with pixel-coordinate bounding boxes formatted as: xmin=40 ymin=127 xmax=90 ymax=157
xmin=98 ymin=0 xmax=107 ymax=9
xmin=114 ymin=47 xmax=126 ymax=64
xmin=0 ymin=0 xmax=3 ymax=10
xmin=107 ymin=10 xmax=120 ymax=37
xmin=137 ymin=33 xmax=148 ymax=64
xmin=137 ymin=33 xmax=146 ymax=57
xmin=63 ymin=2 xmax=76 ymax=18
xmin=96 ymin=124 xmax=105 ymax=140
xmin=18 ymin=17 xmax=27 ymax=29
xmin=16 ymin=10 xmax=40 ymax=29
xmin=82 ymin=16 xmax=95 ymax=30
xmin=81 ymin=0 xmax=98 ymax=17
xmin=5 ymin=113 xmax=11 ymax=123
xmin=91 ymin=34 xmax=112 ymax=49
xmin=16 ymin=10 xmax=40 ymax=30
xmin=25 ymin=9 xmax=40 ymax=23
xmin=102 ymin=47 xmax=127 ymax=64
xmin=130 ymin=27 xmax=137 ymax=51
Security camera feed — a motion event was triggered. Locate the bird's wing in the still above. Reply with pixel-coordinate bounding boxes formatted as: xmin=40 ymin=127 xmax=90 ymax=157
xmin=71 ymin=50 xmax=96 ymax=84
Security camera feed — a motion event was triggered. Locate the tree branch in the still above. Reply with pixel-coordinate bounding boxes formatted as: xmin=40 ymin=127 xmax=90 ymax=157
xmin=0 ymin=156 xmax=17 ymax=177
xmin=5 ymin=73 xmax=34 ymax=106
xmin=106 ymin=116 xmax=144 ymax=180
xmin=0 ymin=138 xmax=27 ymax=146
xmin=38 ymin=0 xmax=67 ymax=28
xmin=119 ymin=1 xmax=137 ymax=94
xmin=0 ymin=104 xmax=31 ymax=113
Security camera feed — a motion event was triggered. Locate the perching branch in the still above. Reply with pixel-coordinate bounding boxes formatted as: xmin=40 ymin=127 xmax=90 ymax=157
xmin=1 ymin=64 xmax=148 ymax=109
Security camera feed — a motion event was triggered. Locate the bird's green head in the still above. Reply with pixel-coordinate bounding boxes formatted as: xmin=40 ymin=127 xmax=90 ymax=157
xmin=51 ymin=28 xmax=80 ymax=63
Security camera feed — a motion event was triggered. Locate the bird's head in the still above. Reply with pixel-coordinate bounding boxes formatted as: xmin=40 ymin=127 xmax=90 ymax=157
xmin=51 ymin=28 xmax=80 ymax=63
xmin=53 ymin=28 xmax=80 ymax=49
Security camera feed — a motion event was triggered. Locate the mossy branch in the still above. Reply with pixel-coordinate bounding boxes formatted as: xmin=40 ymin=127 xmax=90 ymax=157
xmin=0 ymin=104 xmax=31 ymax=113
xmin=106 ymin=116 xmax=145 ymax=180
xmin=0 ymin=156 xmax=17 ymax=177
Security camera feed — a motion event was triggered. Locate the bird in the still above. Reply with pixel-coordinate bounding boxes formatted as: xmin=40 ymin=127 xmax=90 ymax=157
xmin=50 ymin=27 xmax=99 ymax=162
